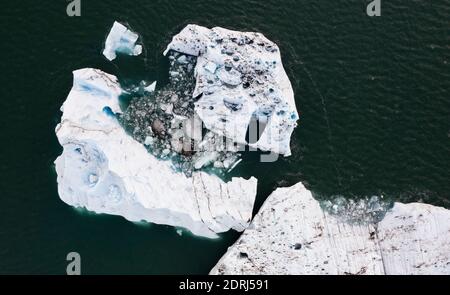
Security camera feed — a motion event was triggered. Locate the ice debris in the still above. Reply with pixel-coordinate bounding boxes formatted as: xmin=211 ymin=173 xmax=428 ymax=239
xmin=120 ymin=51 xmax=243 ymax=177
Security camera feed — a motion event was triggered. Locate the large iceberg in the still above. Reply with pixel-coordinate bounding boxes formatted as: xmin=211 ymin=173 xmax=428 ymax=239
xmin=211 ymin=182 xmax=450 ymax=274
xmin=54 ymin=68 xmax=257 ymax=238
xmin=164 ymin=25 xmax=299 ymax=156
xmin=55 ymin=24 xmax=301 ymax=239
xmin=103 ymin=21 xmax=143 ymax=61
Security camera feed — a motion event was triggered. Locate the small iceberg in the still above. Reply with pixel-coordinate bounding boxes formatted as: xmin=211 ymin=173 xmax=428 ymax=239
xmin=103 ymin=21 xmax=143 ymax=61
xmin=164 ymin=25 xmax=299 ymax=156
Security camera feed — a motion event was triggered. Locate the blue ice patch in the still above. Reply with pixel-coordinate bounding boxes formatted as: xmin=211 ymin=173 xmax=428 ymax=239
xmin=290 ymin=112 xmax=298 ymax=120
xmin=276 ymin=110 xmax=286 ymax=116
xmin=102 ymin=106 xmax=115 ymax=117
xmin=119 ymin=36 xmax=131 ymax=45
xmin=75 ymin=80 xmax=111 ymax=98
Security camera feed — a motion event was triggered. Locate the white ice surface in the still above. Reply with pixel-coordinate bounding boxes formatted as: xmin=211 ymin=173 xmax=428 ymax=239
xmin=54 ymin=68 xmax=257 ymax=239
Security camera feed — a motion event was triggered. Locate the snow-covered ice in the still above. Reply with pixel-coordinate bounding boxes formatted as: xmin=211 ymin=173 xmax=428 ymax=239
xmin=103 ymin=21 xmax=143 ymax=61
xmin=164 ymin=25 xmax=299 ymax=156
xmin=211 ymin=182 xmax=450 ymax=274
xmin=54 ymin=68 xmax=257 ymax=238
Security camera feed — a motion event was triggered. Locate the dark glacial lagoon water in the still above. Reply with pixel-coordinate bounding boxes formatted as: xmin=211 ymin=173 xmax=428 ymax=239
xmin=0 ymin=0 xmax=449 ymax=274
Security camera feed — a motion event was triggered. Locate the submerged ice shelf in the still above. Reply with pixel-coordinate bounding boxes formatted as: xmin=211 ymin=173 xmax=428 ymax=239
xmin=54 ymin=68 xmax=257 ymax=238
xmin=211 ymin=182 xmax=450 ymax=275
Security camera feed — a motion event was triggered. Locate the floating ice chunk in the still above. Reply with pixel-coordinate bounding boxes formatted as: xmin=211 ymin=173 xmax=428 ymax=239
xmin=177 ymin=55 xmax=188 ymax=64
xmin=204 ymin=61 xmax=217 ymax=73
xmin=143 ymin=81 xmax=156 ymax=93
xmin=194 ymin=152 xmax=219 ymax=170
xmin=164 ymin=25 xmax=299 ymax=156
xmin=103 ymin=21 xmax=143 ymax=61
xmin=183 ymin=115 xmax=203 ymax=141
xmin=223 ymin=155 xmax=239 ymax=169
xmin=54 ymin=68 xmax=257 ymax=239
xmin=144 ymin=136 xmax=154 ymax=146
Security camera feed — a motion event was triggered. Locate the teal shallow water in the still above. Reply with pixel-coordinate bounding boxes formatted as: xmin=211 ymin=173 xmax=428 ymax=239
xmin=0 ymin=0 xmax=449 ymax=274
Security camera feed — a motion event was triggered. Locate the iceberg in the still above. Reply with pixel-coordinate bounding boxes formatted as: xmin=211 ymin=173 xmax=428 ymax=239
xmin=103 ymin=21 xmax=143 ymax=61
xmin=164 ymin=25 xmax=299 ymax=156
xmin=54 ymin=68 xmax=257 ymax=238
xmin=211 ymin=182 xmax=450 ymax=274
